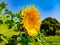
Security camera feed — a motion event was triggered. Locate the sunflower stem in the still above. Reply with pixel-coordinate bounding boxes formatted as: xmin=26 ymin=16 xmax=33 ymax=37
xmin=35 ymin=36 xmax=44 ymax=45
xmin=1 ymin=36 xmax=8 ymax=43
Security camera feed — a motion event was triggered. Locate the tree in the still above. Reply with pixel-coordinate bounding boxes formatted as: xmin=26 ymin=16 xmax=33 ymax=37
xmin=40 ymin=17 xmax=59 ymax=36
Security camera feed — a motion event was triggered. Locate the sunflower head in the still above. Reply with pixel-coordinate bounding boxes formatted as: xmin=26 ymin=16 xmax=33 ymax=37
xmin=21 ymin=5 xmax=40 ymax=36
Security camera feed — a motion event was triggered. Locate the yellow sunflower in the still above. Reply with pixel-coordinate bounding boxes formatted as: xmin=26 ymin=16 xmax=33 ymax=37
xmin=21 ymin=5 xmax=40 ymax=36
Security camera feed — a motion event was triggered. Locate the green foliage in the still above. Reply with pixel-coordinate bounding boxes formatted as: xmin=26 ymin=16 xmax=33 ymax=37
xmin=40 ymin=17 xmax=60 ymax=36
xmin=0 ymin=2 xmax=7 ymax=13
xmin=0 ymin=13 xmax=19 ymax=44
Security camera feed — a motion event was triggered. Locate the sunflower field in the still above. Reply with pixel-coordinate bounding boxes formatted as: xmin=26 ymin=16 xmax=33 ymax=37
xmin=0 ymin=2 xmax=49 ymax=45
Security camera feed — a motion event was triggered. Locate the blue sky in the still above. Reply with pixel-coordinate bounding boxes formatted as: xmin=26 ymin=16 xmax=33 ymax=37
xmin=0 ymin=0 xmax=60 ymax=22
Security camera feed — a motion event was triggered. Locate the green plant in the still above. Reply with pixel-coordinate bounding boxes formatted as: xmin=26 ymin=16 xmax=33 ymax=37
xmin=0 ymin=2 xmax=48 ymax=45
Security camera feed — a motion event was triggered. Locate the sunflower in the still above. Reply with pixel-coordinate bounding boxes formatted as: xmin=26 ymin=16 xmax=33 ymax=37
xmin=21 ymin=5 xmax=40 ymax=36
